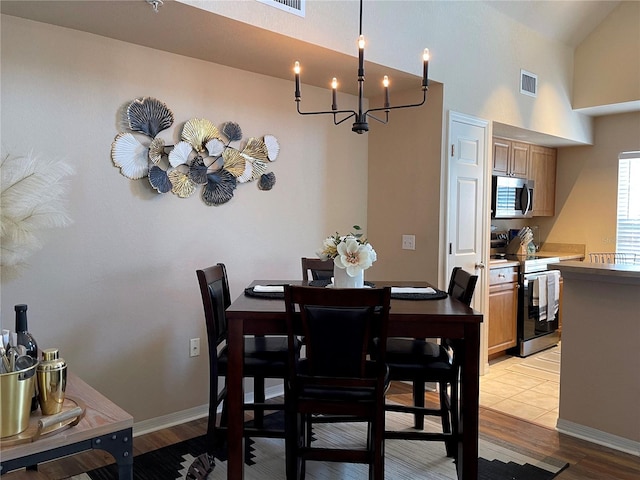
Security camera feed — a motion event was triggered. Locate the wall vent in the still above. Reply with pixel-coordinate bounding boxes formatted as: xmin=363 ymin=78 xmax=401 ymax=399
xmin=520 ymin=69 xmax=538 ymax=97
xmin=257 ymin=0 xmax=305 ymax=17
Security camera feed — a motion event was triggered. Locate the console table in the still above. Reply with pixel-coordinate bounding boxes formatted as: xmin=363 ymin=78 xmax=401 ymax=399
xmin=0 ymin=373 xmax=133 ymax=479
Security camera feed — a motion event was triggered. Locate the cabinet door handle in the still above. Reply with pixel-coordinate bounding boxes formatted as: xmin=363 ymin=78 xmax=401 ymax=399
xmin=475 ymin=263 xmax=486 ymax=269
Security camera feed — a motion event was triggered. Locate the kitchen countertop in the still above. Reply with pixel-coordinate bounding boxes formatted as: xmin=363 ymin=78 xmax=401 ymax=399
xmin=489 ymin=259 xmax=519 ymax=268
xmin=535 ymin=251 xmax=584 ymax=261
xmin=538 ymin=242 xmax=585 ymax=262
xmin=549 ymin=260 xmax=640 ymax=285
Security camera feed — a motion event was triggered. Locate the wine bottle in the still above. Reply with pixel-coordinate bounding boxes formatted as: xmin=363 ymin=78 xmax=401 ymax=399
xmin=15 ymin=304 xmax=39 ymax=411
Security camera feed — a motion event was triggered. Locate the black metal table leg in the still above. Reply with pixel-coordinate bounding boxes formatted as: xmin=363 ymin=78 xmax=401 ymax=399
xmin=92 ymin=428 xmax=134 ymax=479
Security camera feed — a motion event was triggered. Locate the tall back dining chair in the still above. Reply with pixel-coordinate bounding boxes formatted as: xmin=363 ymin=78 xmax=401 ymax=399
xmin=283 ymin=285 xmax=391 ymax=480
xmin=301 ymin=257 xmax=334 ymax=284
xmin=385 ymin=266 xmax=478 ymax=458
xmin=196 ymin=264 xmax=293 ymax=452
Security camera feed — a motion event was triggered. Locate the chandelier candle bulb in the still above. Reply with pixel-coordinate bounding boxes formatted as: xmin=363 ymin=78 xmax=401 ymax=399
xmin=422 ymin=48 xmax=430 ymax=88
xmin=383 ymin=76 xmax=390 ymax=109
xmin=358 ymin=35 xmax=365 ymax=77
xmin=294 ymin=61 xmax=301 ymax=99
xmin=332 ymin=78 xmax=338 ymax=110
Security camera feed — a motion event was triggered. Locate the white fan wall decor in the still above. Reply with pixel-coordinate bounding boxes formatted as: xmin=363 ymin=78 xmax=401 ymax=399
xmin=110 ymin=97 xmax=280 ymax=206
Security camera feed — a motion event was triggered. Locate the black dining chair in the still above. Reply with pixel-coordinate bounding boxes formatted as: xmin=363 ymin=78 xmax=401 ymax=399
xmin=283 ymin=285 xmax=391 ymax=480
xmin=196 ymin=264 xmax=296 ymax=452
xmin=384 ymin=267 xmax=478 ymax=457
xmin=301 ymin=257 xmax=334 ymax=284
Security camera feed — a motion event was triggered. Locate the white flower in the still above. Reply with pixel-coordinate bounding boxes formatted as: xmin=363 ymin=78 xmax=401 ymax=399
xmin=334 ymin=238 xmax=374 ymax=277
xmin=316 ymin=237 xmax=338 ymax=260
xmin=316 ymin=225 xmax=376 ymax=276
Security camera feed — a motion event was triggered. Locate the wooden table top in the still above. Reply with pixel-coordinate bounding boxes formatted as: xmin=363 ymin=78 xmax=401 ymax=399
xmin=228 ymin=280 xmax=483 ymax=324
xmin=1 ymin=373 xmax=133 ymax=462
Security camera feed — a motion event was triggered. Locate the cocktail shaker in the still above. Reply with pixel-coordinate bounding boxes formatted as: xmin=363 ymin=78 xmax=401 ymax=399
xmin=36 ymin=348 xmax=67 ymax=415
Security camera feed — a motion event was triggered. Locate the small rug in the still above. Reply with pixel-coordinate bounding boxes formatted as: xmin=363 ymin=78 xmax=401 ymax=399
xmin=70 ymin=412 xmax=568 ymax=480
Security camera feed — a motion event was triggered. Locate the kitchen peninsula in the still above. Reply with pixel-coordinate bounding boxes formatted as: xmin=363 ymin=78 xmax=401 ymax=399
xmin=550 ymin=260 xmax=640 ymax=456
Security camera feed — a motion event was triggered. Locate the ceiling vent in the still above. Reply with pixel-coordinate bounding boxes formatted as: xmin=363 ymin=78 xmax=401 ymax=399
xmin=520 ymin=69 xmax=538 ymax=97
xmin=257 ymin=0 xmax=305 ymax=17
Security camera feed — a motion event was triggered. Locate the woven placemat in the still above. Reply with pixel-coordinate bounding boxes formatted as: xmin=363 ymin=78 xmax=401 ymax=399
xmin=390 ymin=289 xmax=448 ymax=300
xmin=244 ymin=286 xmax=288 ymax=299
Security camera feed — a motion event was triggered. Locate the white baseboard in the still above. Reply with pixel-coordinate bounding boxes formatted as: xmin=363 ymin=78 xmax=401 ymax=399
xmin=556 ymin=418 xmax=640 ymax=457
xmin=132 ymin=384 xmax=285 ymax=437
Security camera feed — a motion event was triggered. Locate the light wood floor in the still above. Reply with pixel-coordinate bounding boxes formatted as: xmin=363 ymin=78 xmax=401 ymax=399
xmin=482 ymin=345 xmax=561 ymax=429
xmin=5 ymin=381 xmax=639 ymax=480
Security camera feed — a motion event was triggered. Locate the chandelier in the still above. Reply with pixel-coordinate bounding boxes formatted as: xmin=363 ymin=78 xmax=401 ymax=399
xmin=293 ymin=0 xmax=430 ymax=134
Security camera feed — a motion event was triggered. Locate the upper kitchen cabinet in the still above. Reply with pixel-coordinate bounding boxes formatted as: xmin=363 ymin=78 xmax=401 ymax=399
xmin=492 ymin=138 xmax=530 ymax=178
xmin=530 ymin=145 xmax=557 ymax=217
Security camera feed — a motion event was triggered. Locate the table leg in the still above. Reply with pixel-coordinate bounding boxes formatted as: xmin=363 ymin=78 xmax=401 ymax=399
xmin=458 ymin=324 xmax=480 ymax=480
xmin=227 ymin=317 xmax=245 ymax=480
xmin=92 ymin=428 xmax=133 ymax=480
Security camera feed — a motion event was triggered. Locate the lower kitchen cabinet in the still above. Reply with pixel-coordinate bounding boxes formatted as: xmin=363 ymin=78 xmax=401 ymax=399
xmin=488 ymin=266 xmax=518 ymax=357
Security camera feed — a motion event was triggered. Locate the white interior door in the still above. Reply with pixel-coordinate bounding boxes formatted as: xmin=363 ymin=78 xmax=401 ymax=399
xmin=445 ymin=112 xmax=488 ymax=309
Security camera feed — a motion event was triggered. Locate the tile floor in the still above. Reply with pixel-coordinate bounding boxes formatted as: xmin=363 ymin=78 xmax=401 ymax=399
xmin=480 ymin=343 xmax=561 ymax=429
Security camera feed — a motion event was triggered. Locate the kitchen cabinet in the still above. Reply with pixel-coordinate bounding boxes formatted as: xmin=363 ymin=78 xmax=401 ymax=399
xmin=488 ymin=264 xmax=518 ymax=357
xmin=492 ymin=137 xmax=529 ymax=178
xmin=530 ymin=145 xmax=557 ymax=216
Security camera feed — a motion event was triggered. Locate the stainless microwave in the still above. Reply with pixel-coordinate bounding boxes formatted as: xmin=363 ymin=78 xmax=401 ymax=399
xmin=491 ymin=176 xmax=534 ymax=218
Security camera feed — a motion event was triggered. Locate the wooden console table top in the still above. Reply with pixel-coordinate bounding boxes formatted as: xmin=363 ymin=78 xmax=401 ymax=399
xmin=1 ymin=373 xmax=133 ymax=477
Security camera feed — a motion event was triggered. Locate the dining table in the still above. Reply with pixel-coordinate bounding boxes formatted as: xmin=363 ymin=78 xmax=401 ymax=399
xmin=225 ymin=280 xmax=483 ymax=480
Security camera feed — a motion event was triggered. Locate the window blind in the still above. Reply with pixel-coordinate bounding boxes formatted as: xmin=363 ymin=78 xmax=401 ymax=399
xmin=616 ymin=152 xmax=640 ymax=261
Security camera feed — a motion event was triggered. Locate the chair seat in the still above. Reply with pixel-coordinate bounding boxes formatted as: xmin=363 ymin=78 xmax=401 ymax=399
xmin=295 ymin=362 xmax=390 ymax=403
xmin=218 ymin=336 xmax=298 ymax=377
xmin=371 ymin=338 xmax=453 ymax=381
xmin=386 ymin=338 xmax=452 ymax=371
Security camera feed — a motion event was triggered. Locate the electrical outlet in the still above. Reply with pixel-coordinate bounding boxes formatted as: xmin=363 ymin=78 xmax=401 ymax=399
xmin=402 ymin=234 xmax=416 ymax=250
xmin=190 ymin=338 xmax=200 ymax=357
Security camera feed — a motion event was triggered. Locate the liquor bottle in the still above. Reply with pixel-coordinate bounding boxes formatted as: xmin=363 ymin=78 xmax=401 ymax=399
xmin=15 ymin=304 xmax=39 ymax=411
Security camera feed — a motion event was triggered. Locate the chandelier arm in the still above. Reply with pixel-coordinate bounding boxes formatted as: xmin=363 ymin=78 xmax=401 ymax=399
xmin=364 ymin=89 xmax=428 ymax=117
xmin=296 ymin=102 xmax=357 ymax=119
xmin=334 ymin=113 xmax=357 ymax=126
xmin=364 ymin=111 xmax=389 ymax=126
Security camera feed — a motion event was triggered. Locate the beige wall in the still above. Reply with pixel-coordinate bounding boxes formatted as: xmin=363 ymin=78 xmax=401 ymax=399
xmin=557 ymin=267 xmax=640 ymax=448
xmin=573 ymin=1 xmax=640 ymax=110
xmin=367 ymin=84 xmax=445 ymax=285
xmin=0 ymin=15 xmax=369 ymax=422
xmin=537 ymin=112 xmax=640 ymax=253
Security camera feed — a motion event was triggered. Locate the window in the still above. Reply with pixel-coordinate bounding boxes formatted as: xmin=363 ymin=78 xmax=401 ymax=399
xmin=616 ymin=152 xmax=640 ymax=259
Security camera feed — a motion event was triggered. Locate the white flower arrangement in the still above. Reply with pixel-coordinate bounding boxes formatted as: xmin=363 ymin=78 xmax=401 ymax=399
xmin=317 ymin=225 xmax=377 ymax=277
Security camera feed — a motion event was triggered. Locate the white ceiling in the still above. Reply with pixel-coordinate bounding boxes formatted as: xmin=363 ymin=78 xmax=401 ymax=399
xmin=485 ymin=1 xmax=621 ymax=48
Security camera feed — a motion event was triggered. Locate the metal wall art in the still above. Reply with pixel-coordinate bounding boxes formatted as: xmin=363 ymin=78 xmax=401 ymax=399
xmin=110 ymin=97 xmax=279 ymax=206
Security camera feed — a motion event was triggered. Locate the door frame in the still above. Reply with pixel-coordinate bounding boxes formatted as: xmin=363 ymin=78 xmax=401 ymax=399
xmin=441 ymin=110 xmax=491 ymax=373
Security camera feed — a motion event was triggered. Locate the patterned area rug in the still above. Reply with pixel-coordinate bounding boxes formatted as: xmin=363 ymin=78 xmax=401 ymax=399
xmin=70 ymin=412 xmax=568 ymax=480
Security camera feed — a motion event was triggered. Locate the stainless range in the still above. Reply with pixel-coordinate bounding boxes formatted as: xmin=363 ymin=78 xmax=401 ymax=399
xmin=498 ymin=254 xmax=561 ymax=357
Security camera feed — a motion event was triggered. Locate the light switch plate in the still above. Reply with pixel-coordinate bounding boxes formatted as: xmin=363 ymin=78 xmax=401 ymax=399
xmin=402 ymin=234 xmax=416 ymax=250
